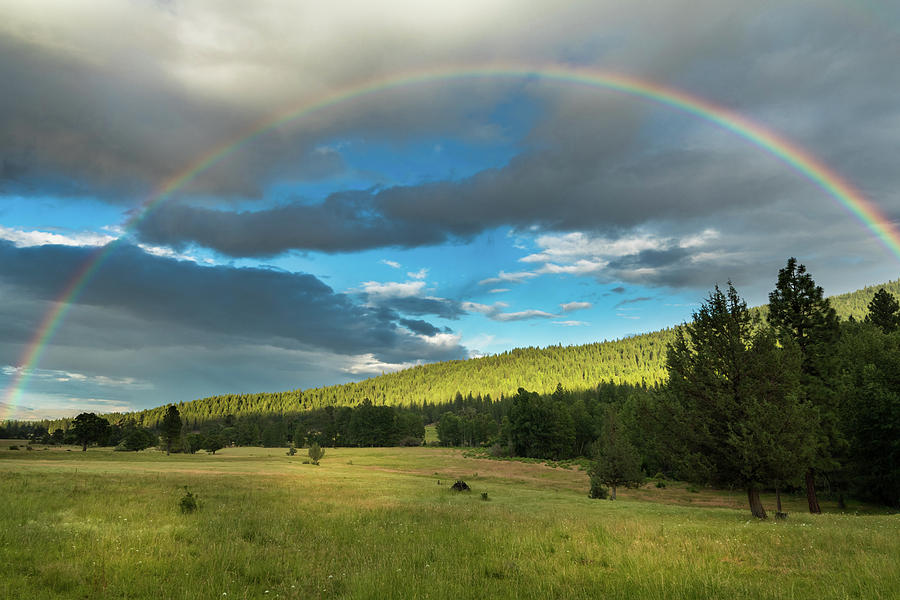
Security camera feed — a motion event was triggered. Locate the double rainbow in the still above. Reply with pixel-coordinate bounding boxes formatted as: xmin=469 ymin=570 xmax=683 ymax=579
xmin=3 ymin=64 xmax=897 ymax=420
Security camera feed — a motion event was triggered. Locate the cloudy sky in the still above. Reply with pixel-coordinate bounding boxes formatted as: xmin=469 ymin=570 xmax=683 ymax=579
xmin=2 ymin=0 xmax=899 ymax=419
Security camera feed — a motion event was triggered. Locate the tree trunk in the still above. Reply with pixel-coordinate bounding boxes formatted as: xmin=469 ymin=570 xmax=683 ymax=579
xmin=747 ymin=486 xmax=767 ymax=519
xmin=775 ymin=485 xmax=787 ymax=519
xmin=81 ymin=442 xmax=87 ymax=452
xmin=805 ymin=469 xmax=821 ymax=514
xmin=610 ymin=485 xmax=617 ymax=500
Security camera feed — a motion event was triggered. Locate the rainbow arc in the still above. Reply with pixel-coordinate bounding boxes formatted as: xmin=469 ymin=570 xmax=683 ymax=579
xmin=3 ymin=64 xmax=897 ymax=419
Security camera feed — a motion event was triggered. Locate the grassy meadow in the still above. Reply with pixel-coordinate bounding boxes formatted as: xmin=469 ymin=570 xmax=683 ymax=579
xmin=1 ymin=440 xmax=897 ymax=599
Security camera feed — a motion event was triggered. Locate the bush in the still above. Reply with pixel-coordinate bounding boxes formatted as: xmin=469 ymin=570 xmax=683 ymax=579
xmin=286 ymin=444 xmax=297 ymax=456
xmin=179 ymin=487 xmax=198 ymax=513
xmin=451 ymin=480 xmax=471 ymax=492
xmin=398 ymin=436 xmax=422 ymax=447
xmin=488 ymin=443 xmax=510 ymax=458
xmin=588 ymin=475 xmax=609 ymax=499
xmin=481 ymin=492 xmax=490 ymax=501
xmin=308 ymin=443 xmax=325 ymax=465
xmin=687 ymin=485 xmax=700 ymax=493
xmin=655 ymin=480 xmax=666 ymax=488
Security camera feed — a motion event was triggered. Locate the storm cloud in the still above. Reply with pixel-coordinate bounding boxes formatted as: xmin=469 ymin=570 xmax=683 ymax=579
xmin=0 ymin=241 xmax=467 ymax=364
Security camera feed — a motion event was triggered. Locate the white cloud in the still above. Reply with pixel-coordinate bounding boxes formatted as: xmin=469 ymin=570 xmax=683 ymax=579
xmin=381 ymin=259 xmax=402 ymax=269
xmin=478 ymin=270 xmax=538 ymax=285
xmin=462 ymin=301 xmax=555 ymax=322
xmin=554 ymin=320 xmax=589 ymax=327
xmin=360 ymin=280 xmax=426 ymax=299
xmin=488 ymin=288 xmax=510 ymax=294
xmin=517 ymin=229 xmax=721 ymax=283
xmin=407 ymin=268 xmax=429 ymax=280
xmin=0 ymin=226 xmax=116 ymax=248
xmin=2 ymin=366 xmax=153 ymax=389
xmin=560 ymin=301 xmax=592 ymax=312
xmin=343 ymin=354 xmax=420 ymax=376
xmin=521 ymin=231 xmax=667 ymax=264
xmin=417 ymin=331 xmax=462 ymax=349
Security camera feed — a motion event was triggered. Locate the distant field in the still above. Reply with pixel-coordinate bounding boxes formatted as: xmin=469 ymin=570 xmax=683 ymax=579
xmin=1 ymin=443 xmax=897 ymax=599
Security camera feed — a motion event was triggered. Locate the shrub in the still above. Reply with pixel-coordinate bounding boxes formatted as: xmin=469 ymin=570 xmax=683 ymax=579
xmin=481 ymin=492 xmax=490 ymax=501
xmin=179 ymin=487 xmax=198 ymax=513
xmin=398 ymin=436 xmax=422 ymax=447
xmin=687 ymin=485 xmax=699 ymax=493
xmin=588 ymin=475 xmax=609 ymax=499
xmin=488 ymin=443 xmax=509 ymax=458
xmin=286 ymin=444 xmax=297 ymax=456
xmin=451 ymin=480 xmax=471 ymax=492
xmin=308 ymin=443 xmax=325 ymax=465
xmin=655 ymin=480 xmax=666 ymax=488
xmin=9 ymin=446 xmax=19 ymax=450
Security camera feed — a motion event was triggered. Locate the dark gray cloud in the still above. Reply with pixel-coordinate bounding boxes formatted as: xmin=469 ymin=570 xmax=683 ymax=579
xmin=0 ymin=241 xmax=466 ymax=365
xmin=374 ymin=296 xmax=466 ymax=320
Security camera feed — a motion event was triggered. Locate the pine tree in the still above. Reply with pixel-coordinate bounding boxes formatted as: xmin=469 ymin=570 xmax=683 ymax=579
xmin=161 ymin=404 xmax=182 ymax=455
xmin=588 ymin=405 xmax=642 ymax=500
xmin=864 ymin=288 xmax=900 ymax=334
xmin=767 ymin=258 xmax=841 ymax=514
xmin=666 ymin=283 xmax=815 ymax=519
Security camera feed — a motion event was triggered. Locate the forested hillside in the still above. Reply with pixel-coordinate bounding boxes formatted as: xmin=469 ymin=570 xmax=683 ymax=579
xmin=99 ymin=277 xmax=899 ymax=428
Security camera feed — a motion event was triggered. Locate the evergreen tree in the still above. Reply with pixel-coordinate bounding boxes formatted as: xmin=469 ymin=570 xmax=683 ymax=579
xmin=588 ymin=406 xmax=642 ymax=500
xmin=767 ymin=258 xmax=841 ymax=513
xmin=864 ymin=288 xmax=900 ymax=334
xmin=666 ymin=283 xmax=816 ymax=519
xmin=161 ymin=404 xmax=182 ymax=455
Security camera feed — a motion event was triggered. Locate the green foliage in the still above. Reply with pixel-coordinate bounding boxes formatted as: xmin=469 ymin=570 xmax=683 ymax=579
xmin=307 ymin=442 xmax=324 ymax=465
xmin=665 ymin=283 xmax=817 ymax=517
xmin=179 ymin=487 xmax=198 ymax=513
xmin=587 ymin=478 xmax=608 ymax=499
xmin=71 ymin=412 xmax=110 ymax=451
xmin=864 ymin=288 xmax=900 ymax=334
xmin=587 ymin=406 xmax=643 ymax=500
xmin=835 ymin=321 xmax=900 ymax=507
xmin=161 ymin=405 xmax=182 ymax=455
xmin=287 ymin=443 xmax=297 ymax=456
xmin=203 ymin=433 xmax=224 ymax=455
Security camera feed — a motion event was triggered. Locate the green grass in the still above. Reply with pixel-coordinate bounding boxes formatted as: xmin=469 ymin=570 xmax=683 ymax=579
xmin=1 ymin=443 xmax=897 ymax=599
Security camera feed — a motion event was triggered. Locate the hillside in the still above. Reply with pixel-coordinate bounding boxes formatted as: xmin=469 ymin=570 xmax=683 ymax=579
xmin=116 ymin=277 xmax=900 ymax=427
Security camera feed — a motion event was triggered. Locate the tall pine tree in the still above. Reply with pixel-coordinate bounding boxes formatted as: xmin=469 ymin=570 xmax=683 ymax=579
xmin=768 ymin=258 xmax=840 ymax=513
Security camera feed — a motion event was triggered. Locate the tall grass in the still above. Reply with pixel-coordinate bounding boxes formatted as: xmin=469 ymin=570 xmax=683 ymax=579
xmin=1 ymin=445 xmax=897 ymax=599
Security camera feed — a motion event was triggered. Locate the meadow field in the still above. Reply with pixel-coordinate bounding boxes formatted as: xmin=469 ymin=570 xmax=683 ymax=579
xmin=1 ymin=440 xmax=897 ymax=599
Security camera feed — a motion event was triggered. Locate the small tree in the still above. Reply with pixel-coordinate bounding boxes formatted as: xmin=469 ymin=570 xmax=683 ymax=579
xmin=588 ymin=406 xmax=642 ymax=500
xmin=308 ymin=442 xmax=325 ymax=465
xmin=185 ymin=433 xmax=204 ymax=454
xmin=203 ymin=433 xmax=224 ymax=455
xmin=161 ymin=404 xmax=182 ymax=455
xmin=865 ymin=288 xmax=900 ymax=334
xmin=71 ymin=413 xmax=110 ymax=451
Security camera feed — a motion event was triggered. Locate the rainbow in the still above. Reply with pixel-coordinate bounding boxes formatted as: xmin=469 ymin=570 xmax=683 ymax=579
xmin=3 ymin=63 xmax=897 ymax=420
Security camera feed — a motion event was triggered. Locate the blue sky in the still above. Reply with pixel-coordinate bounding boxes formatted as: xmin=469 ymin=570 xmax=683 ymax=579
xmin=2 ymin=0 xmax=899 ymax=419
